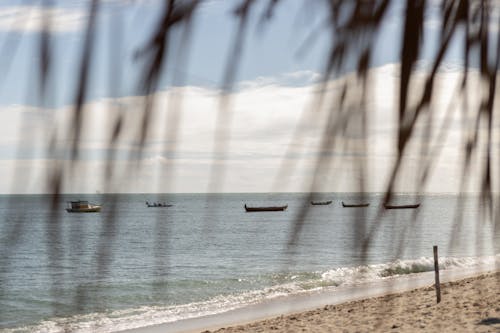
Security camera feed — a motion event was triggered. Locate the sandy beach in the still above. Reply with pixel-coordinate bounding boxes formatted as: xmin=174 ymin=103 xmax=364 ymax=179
xmin=202 ymin=271 xmax=499 ymax=333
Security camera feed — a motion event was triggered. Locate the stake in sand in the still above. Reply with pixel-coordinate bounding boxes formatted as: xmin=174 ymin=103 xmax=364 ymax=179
xmin=433 ymin=245 xmax=441 ymax=303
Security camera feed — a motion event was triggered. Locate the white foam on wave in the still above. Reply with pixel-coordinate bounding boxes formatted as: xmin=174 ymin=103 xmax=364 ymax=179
xmin=0 ymin=284 xmax=307 ymax=333
xmin=320 ymin=254 xmax=500 ymax=286
xmin=3 ymin=254 xmax=498 ymax=333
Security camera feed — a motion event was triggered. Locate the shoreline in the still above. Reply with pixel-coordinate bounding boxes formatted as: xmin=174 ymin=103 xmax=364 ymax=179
xmin=121 ymin=266 xmax=499 ymax=333
xmin=207 ymin=270 xmax=500 ymax=333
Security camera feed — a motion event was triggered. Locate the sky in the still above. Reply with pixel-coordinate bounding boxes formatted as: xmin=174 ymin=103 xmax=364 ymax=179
xmin=0 ymin=0 xmax=495 ymax=194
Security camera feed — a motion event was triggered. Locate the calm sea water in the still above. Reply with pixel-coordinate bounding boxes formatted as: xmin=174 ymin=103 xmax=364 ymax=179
xmin=0 ymin=193 xmax=498 ymax=332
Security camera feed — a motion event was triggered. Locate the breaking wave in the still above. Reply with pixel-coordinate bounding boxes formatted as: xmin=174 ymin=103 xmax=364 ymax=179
xmin=3 ymin=254 xmax=498 ymax=333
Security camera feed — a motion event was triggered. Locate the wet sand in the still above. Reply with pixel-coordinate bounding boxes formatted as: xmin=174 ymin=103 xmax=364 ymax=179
xmin=204 ymin=271 xmax=499 ymax=333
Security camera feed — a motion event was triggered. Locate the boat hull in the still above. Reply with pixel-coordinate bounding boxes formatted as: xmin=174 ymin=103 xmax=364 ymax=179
xmin=244 ymin=204 xmax=287 ymax=212
xmin=341 ymin=202 xmax=370 ymax=207
xmin=66 ymin=200 xmax=102 ymax=213
xmin=383 ymin=204 xmax=420 ymax=209
xmin=310 ymin=201 xmax=332 ymax=205
xmin=66 ymin=207 xmax=101 ymax=213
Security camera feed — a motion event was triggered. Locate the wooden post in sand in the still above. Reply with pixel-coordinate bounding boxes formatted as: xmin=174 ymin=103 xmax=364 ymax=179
xmin=433 ymin=245 xmax=441 ymax=303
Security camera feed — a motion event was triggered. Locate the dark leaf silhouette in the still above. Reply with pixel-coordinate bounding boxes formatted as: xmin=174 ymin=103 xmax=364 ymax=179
xmin=0 ymin=0 xmax=498 ymax=330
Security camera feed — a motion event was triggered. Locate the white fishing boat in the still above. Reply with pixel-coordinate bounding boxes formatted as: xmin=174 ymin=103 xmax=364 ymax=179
xmin=66 ymin=200 xmax=102 ymax=213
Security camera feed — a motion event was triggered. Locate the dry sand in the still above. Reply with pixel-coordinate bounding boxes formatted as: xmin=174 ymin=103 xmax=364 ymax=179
xmin=203 ymin=271 xmax=499 ymax=333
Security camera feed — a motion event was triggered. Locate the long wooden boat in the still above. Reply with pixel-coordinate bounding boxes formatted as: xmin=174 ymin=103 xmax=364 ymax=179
xmin=66 ymin=200 xmax=101 ymax=213
xmin=310 ymin=200 xmax=332 ymax=206
xmin=146 ymin=202 xmax=172 ymax=208
xmin=383 ymin=203 xmax=420 ymax=209
xmin=244 ymin=204 xmax=287 ymax=212
xmin=341 ymin=201 xmax=369 ymax=208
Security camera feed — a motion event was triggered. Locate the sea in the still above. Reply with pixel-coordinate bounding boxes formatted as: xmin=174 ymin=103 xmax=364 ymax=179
xmin=0 ymin=193 xmax=498 ymax=333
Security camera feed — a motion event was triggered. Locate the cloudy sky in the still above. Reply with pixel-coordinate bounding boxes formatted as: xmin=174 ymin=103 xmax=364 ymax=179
xmin=0 ymin=0 xmax=493 ymax=194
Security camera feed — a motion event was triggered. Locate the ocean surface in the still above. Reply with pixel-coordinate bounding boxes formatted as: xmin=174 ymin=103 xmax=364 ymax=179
xmin=0 ymin=193 xmax=498 ymax=333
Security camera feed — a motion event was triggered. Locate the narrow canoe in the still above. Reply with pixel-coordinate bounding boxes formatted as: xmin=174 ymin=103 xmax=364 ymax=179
xmin=341 ymin=202 xmax=370 ymax=208
xmin=383 ymin=203 xmax=420 ymax=209
xmin=310 ymin=200 xmax=332 ymax=206
xmin=146 ymin=203 xmax=173 ymax=208
xmin=244 ymin=204 xmax=287 ymax=212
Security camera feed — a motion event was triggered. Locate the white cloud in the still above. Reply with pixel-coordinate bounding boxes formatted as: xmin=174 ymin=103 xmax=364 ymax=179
xmin=0 ymin=64 xmax=493 ymax=194
xmin=424 ymin=2 xmax=500 ymax=33
xmin=282 ymin=70 xmax=321 ymax=82
xmin=0 ymin=5 xmax=88 ymax=33
xmin=238 ymin=70 xmax=321 ymax=89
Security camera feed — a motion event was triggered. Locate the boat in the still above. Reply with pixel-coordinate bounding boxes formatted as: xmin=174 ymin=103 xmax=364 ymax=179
xmin=146 ymin=202 xmax=172 ymax=208
xmin=341 ymin=201 xmax=370 ymax=207
xmin=310 ymin=200 xmax=332 ymax=205
xmin=66 ymin=200 xmax=101 ymax=213
xmin=244 ymin=204 xmax=287 ymax=212
xmin=383 ymin=203 xmax=420 ymax=209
